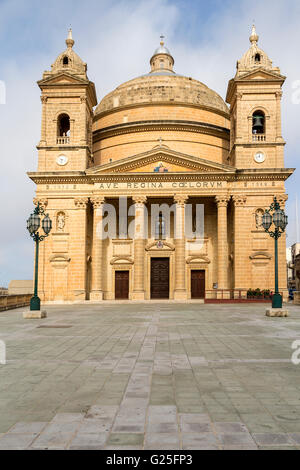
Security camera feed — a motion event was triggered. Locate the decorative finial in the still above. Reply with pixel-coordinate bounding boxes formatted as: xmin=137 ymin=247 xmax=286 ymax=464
xmin=66 ymin=27 xmax=75 ymax=49
xmin=249 ymin=24 xmax=259 ymax=45
xmin=160 ymin=34 xmax=165 ymax=46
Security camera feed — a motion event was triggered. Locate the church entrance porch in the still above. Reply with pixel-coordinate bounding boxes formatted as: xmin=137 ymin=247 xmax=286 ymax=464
xmin=151 ymin=258 xmax=170 ymax=299
xmin=115 ymin=271 xmax=129 ymax=300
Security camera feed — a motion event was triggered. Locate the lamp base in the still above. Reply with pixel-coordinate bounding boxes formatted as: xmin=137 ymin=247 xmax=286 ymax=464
xmin=272 ymin=293 xmax=282 ymax=309
xmin=266 ymin=308 xmax=289 ymax=318
xmin=23 ymin=310 xmax=47 ymax=319
xmin=30 ymin=296 xmax=41 ymax=311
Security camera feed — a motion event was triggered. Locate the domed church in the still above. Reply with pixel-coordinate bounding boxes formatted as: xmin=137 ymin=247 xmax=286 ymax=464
xmin=28 ymin=27 xmax=293 ymax=302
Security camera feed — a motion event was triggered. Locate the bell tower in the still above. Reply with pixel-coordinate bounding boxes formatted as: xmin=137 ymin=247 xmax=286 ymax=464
xmin=226 ymin=26 xmax=286 ymax=169
xmin=37 ymin=29 xmax=97 ymax=172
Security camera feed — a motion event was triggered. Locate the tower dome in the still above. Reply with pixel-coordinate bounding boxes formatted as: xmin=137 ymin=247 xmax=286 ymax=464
xmin=51 ymin=29 xmax=87 ymax=78
xmin=236 ymin=25 xmax=280 ymax=76
xmin=149 ymin=35 xmax=175 ymax=74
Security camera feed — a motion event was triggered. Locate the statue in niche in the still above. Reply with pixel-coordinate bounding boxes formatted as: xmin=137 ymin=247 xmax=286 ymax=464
xmin=255 ymin=209 xmax=264 ymax=229
xmin=57 ymin=212 xmax=65 ymax=232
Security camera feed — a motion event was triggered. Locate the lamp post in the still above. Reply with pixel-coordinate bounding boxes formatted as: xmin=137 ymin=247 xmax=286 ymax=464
xmin=27 ymin=203 xmax=52 ymax=311
xmin=262 ymin=197 xmax=288 ymax=309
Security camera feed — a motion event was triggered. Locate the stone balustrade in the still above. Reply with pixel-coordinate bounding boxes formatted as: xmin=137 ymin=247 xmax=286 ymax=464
xmin=0 ymin=294 xmax=32 ymax=312
xmin=56 ymin=136 xmax=70 ymax=145
xmin=252 ymin=134 xmax=266 ymax=142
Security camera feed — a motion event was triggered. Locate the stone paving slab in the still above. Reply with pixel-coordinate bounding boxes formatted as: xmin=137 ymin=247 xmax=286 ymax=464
xmin=0 ymin=303 xmax=300 ymax=449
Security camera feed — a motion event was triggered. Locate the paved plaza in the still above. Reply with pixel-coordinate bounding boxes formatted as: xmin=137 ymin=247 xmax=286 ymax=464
xmin=0 ymin=302 xmax=300 ymax=450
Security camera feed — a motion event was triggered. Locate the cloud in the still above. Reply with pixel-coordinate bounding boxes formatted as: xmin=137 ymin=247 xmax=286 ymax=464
xmin=0 ymin=0 xmax=299 ymax=286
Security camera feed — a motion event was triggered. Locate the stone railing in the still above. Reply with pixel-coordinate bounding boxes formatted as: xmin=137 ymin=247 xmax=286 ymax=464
xmin=0 ymin=294 xmax=32 ymax=312
xmin=57 ymin=136 xmax=70 ymax=145
xmin=252 ymin=134 xmax=266 ymax=142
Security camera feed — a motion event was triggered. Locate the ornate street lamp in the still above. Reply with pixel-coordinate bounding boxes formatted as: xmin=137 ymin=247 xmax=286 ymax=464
xmin=262 ymin=197 xmax=288 ymax=309
xmin=27 ymin=203 xmax=52 ymax=311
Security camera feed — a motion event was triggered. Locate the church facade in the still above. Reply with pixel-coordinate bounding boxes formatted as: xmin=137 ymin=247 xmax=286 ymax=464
xmin=28 ymin=27 xmax=293 ymax=302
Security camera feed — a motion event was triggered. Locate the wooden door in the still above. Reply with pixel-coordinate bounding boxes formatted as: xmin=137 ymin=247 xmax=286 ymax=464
xmin=115 ymin=271 xmax=129 ymax=300
xmin=191 ymin=270 xmax=205 ymax=299
xmin=151 ymin=258 xmax=170 ymax=299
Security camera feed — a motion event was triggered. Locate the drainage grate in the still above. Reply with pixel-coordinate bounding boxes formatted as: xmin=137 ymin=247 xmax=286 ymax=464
xmin=37 ymin=325 xmax=73 ymax=329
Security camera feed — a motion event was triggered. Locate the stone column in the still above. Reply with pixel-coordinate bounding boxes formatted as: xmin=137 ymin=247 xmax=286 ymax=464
xmin=215 ymin=196 xmax=230 ymax=291
xmin=132 ymin=196 xmax=147 ymax=300
xmin=90 ymin=196 xmax=105 ymax=301
xmin=73 ymin=198 xmax=89 ymax=300
xmin=174 ymin=195 xmax=188 ymax=300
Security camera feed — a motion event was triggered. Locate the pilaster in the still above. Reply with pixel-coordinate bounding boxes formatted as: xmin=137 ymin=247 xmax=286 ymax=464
xmin=72 ymin=197 xmax=89 ymax=300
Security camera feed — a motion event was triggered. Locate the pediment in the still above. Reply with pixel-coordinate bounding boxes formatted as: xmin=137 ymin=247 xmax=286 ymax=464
xmin=237 ymin=69 xmax=286 ymax=82
xmin=87 ymin=148 xmax=235 ymax=175
xmin=38 ymin=73 xmax=88 ymax=86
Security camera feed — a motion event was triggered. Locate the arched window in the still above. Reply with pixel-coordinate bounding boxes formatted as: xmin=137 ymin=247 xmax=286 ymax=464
xmin=252 ymin=110 xmax=265 ymax=135
xmin=63 ymin=56 xmax=69 ymax=66
xmin=255 ymin=53 xmax=261 ymax=63
xmin=155 ymin=213 xmax=166 ymax=240
xmin=57 ymin=114 xmax=70 ymax=137
xmin=57 ymin=114 xmax=70 ymax=144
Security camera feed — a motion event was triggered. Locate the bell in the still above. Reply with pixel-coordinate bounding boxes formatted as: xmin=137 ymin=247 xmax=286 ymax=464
xmin=253 ymin=115 xmax=264 ymax=129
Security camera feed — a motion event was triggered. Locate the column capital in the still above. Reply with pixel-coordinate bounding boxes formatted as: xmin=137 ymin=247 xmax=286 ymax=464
xmin=232 ymin=195 xmax=247 ymax=207
xmin=74 ymin=198 xmax=89 ymax=209
xmin=275 ymin=194 xmax=288 ymax=207
xmin=40 ymin=96 xmax=48 ymax=104
xmin=174 ymin=194 xmax=188 ymax=206
xmin=133 ymin=195 xmax=147 ymax=206
xmin=215 ymin=195 xmax=230 ymax=208
xmin=90 ymin=196 xmax=105 ymax=208
xmin=33 ymin=198 xmax=48 ymax=211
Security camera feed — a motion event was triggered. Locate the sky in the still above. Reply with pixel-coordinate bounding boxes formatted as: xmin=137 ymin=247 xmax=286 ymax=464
xmin=0 ymin=0 xmax=299 ymax=287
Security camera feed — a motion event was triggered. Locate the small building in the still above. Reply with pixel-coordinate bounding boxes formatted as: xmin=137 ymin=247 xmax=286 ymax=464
xmin=8 ymin=281 xmax=33 ymax=296
xmin=287 ymin=243 xmax=300 ymax=289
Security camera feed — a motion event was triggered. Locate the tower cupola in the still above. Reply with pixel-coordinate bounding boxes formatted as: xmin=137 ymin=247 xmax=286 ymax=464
xmin=150 ymin=35 xmax=175 ymax=74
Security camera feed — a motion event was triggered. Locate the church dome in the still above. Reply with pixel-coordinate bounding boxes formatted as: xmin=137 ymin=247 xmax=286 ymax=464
xmin=95 ymin=38 xmax=228 ymax=117
xmin=95 ymin=73 xmax=228 ymax=116
xmin=92 ymin=38 xmax=230 ymax=169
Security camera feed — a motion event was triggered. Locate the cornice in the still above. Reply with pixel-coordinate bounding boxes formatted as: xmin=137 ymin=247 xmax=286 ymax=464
xmin=27 ymin=167 xmax=294 ymax=185
xmin=36 ymin=144 xmax=91 ymax=151
xmin=232 ymin=142 xmax=286 ymax=149
xmin=93 ymin=120 xmax=230 ymax=142
xmin=94 ymin=101 xmax=230 ymax=122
